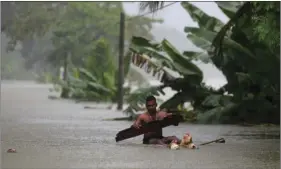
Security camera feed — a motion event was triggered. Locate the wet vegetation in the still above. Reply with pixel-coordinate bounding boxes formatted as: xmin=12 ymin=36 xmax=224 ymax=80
xmin=1 ymin=2 xmax=279 ymax=125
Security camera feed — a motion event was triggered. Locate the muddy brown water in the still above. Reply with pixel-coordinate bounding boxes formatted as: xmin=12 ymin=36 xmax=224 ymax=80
xmin=1 ymin=82 xmax=280 ymax=169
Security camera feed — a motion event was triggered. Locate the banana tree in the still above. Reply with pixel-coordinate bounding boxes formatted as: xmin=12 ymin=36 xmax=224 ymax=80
xmin=182 ymin=2 xmax=279 ymax=99
xmin=124 ymin=36 xmax=206 ymax=115
xmin=212 ymin=2 xmax=280 ymax=123
xmin=183 ymin=2 xmax=280 ymax=124
xmin=56 ymin=67 xmax=115 ymax=101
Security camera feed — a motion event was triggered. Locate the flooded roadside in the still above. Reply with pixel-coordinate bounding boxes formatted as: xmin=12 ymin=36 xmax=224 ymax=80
xmin=1 ymin=82 xmax=280 ymax=169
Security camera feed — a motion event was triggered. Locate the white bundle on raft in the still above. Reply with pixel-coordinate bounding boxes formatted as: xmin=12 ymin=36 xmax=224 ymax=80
xmin=168 ymin=133 xmax=198 ymax=150
xmin=180 ymin=133 xmax=197 ymax=149
xmin=169 ymin=140 xmax=180 ymax=150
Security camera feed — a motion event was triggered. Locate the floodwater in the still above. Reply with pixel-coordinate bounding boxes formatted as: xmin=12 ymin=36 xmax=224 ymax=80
xmin=1 ymin=82 xmax=280 ymax=169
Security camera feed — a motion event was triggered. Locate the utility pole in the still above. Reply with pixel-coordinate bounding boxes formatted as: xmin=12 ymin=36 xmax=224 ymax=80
xmin=63 ymin=52 xmax=69 ymax=81
xmin=60 ymin=52 xmax=70 ymax=98
xmin=117 ymin=12 xmax=125 ymax=110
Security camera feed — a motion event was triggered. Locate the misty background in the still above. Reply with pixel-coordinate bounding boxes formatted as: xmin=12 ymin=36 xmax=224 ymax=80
xmin=1 ymin=2 xmax=227 ymax=89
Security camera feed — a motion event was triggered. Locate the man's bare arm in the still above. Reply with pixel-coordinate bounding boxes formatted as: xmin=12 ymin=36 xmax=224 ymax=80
xmin=156 ymin=111 xmax=172 ymax=120
xmin=160 ymin=109 xmax=173 ymax=116
xmin=132 ymin=115 xmax=143 ymax=129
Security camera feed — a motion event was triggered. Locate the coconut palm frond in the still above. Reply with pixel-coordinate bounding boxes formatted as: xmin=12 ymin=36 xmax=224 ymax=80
xmin=139 ymin=1 xmax=165 ymax=13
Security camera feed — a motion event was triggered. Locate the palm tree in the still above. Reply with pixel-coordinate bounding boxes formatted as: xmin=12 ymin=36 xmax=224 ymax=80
xmin=139 ymin=2 xmax=165 ymax=13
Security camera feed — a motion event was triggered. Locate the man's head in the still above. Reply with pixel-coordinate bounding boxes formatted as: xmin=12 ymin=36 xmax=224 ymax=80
xmin=146 ymin=95 xmax=157 ymax=114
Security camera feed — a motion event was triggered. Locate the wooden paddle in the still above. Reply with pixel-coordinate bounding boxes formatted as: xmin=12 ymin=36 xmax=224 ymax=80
xmin=199 ymin=138 xmax=225 ymax=146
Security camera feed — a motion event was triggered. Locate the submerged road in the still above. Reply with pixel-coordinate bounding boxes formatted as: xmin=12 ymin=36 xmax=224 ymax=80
xmin=1 ymin=81 xmax=280 ymax=169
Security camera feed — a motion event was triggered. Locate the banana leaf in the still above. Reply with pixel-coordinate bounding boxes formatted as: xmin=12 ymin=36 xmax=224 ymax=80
xmin=181 ymin=2 xmax=225 ymax=31
xmin=78 ymin=67 xmax=97 ymax=82
xmin=87 ymin=82 xmax=111 ymax=94
xmin=186 ymin=34 xmax=211 ymax=50
xmin=185 ymin=27 xmax=256 ymax=59
xmin=129 ymin=45 xmax=179 ymax=79
xmin=132 ymin=46 xmax=173 ymax=63
xmin=183 ymin=51 xmax=210 ymax=63
xmin=131 ymin=36 xmax=161 ymax=50
xmin=103 ymin=72 xmax=116 ymax=92
xmin=131 ymin=36 xmax=204 ymax=77
xmin=201 ymin=94 xmax=222 ymax=108
xmin=161 ymin=39 xmax=203 ymax=78
xmin=216 ymin=2 xmax=244 ymax=18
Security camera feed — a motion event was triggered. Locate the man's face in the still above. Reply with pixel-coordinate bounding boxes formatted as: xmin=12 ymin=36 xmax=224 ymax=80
xmin=146 ymin=99 xmax=157 ymax=113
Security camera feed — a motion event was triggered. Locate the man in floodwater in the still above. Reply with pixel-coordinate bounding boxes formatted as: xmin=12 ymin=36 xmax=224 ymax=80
xmin=132 ymin=95 xmax=181 ymax=145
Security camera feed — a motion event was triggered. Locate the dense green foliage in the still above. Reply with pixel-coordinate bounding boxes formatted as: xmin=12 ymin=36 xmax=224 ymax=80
xmin=56 ymin=38 xmax=117 ymax=101
xmin=125 ymin=2 xmax=280 ymax=124
xmin=210 ymin=2 xmax=280 ymax=124
xmin=2 ymin=2 xmax=162 ymax=68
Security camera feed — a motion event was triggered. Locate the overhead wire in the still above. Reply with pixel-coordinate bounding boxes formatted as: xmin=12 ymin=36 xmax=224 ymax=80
xmin=116 ymin=2 xmax=179 ymax=42
xmin=123 ymin=2 xmax=179 ymax=23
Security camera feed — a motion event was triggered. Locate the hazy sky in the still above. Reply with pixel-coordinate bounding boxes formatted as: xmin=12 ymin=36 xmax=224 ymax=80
xmin=123 ymin=2 xmax=229 ymax=32
xmin=123 ymin=2 xmax=229 ymax=87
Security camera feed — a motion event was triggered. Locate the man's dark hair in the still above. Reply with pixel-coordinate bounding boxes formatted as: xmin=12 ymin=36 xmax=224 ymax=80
xmin=146 ymin=95 xmax=156 ymax=103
